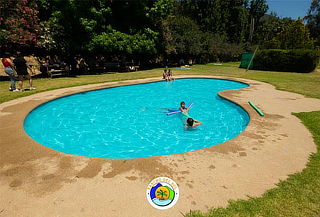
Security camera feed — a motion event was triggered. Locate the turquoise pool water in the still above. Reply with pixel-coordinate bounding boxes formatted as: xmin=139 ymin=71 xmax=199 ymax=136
xmin=24 ymin=78 xmax=249 ymax=159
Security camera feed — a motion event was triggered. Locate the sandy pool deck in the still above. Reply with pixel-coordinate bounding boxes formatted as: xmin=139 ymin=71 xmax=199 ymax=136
xmin=1 ymin=75 xmax=320 ymax=217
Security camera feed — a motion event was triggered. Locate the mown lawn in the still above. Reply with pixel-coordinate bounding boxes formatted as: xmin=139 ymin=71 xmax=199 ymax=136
xmin=1 ymin=62 xmax=320 ymax=103
xmin=0 ymin=62 xmax=320 ymax=216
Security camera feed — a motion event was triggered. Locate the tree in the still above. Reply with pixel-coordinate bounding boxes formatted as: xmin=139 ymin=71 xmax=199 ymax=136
xmin=36 ymin=0 xmax=162 ymax=62
xmin=248 ymin=0 xmax=269 ymax=42
xmin=148 ymin=0 xmax=175 ymax=25
xmin=305 ymin=0 xmax=320 ymax=45
xmin=37 ymin=19 xmax=68 ymax=55
xmin=203 ymin=33 xmax=244 ymax=62
xmin=255 ymin=13 xmax=293 ymax=48
xmin=165 ymin=16 xmax=204 ymax=60
xmin=109 ymin=0 xmax=153 ymax=33
xmin=37 ymin=0 xmax=111 ymax=55
xmin=271 ymin=19 xmax=314 ymax=49
xmin=88 ymin=27 xmax=159 ymax=59
xmin=177 ymin=0 xmax=250 ymax=43
xmin=0 ymin=0 xmax=40 ymax=53
xmin=147 ymin=0 xmax=176 ymax=57
xmin=179 ymin=0 xmax=226 ymax=35
xmin=224 ymin=0 xmax=250 ymax=43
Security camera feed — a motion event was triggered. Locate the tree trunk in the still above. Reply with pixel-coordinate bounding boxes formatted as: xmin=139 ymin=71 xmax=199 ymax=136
xmin=249 ymin=16 xmax=255 ymax=42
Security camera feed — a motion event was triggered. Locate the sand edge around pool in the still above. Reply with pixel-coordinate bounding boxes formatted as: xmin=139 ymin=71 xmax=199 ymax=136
xmin=1 ymin=75 xmax=320 ymax=217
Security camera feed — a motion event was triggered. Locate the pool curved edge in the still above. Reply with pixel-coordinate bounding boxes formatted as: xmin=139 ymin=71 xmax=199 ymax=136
xmin=21 ymin=76 xmax=253 ymax=159
xmin=0 ymin=75 xmax=256 ymax=160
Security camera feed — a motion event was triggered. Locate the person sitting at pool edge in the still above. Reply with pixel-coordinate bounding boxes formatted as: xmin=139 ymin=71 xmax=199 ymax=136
xmin=186 ymin=118 xmax=202 ymax=128
xmin=163 ymin=69 xmax=168 ymax=81
xmin=167 ymin=69 xmax=174 ymax=81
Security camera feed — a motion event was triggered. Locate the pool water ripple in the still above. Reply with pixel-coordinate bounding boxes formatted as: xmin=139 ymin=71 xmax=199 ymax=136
xmin=24 ymin=78 xmax=249 ymax=159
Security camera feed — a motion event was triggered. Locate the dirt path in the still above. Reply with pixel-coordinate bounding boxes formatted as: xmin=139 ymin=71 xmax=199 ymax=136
xmin=1 ymin=76 xmax=320 ymax=217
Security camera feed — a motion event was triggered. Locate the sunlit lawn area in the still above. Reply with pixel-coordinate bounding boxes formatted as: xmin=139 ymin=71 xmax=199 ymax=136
xmin=1 ymin=62 xmax=319 ymax=103
xmin=0 ymin=62 xmax=320 ymax=216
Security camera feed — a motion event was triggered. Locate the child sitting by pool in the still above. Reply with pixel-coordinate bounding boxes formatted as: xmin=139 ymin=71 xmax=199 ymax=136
xmin=163 ymin=69 xmax=168 ymax=81
xmin=167 ymin=69 xmax=174 ymax=81
xmin=186 ymin=118 xmax=202 ymax=128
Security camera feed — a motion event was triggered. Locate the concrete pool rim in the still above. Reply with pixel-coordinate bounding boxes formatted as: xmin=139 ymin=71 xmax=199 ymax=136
xmin=21 ymin=76 xmax=252 ymax=159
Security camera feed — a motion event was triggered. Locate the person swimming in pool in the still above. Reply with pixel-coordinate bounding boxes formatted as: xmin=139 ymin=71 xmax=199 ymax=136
xmin=186 ymin=118 xmax=202 ymax=128
xmin=179 ymin=101 xmax=189 ymax=113
xmin=159 ymin=101 xmax=189 ymax=113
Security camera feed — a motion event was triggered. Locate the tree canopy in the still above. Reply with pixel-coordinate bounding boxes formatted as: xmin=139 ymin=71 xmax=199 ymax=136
xmin=0 ymin=0 xmax=317 ymax=64
xmin=305 ymin=0 xmax=320 ymax=46
xmin=0 ymin=0 xmax=39 ymax=50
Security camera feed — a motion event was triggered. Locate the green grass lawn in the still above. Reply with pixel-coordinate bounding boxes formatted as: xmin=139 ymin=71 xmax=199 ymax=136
xmin=1 ymin=62 xmax=320 ymax=103
xmin=0 ymin=62 xmax=320 ymax=216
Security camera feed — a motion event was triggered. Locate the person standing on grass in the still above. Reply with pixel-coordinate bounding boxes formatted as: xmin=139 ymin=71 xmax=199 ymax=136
xmin=1 ymin=55 xmax=18 ymax=92
xmin=13 ymin=54 xmax=36 ymax=91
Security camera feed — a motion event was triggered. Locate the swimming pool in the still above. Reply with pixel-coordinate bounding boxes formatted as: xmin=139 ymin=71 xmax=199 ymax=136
xmin=24 ymin=78 xmax=249 ymax=159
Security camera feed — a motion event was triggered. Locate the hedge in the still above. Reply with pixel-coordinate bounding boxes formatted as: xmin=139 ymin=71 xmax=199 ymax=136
xmin=253 ymin=49 xmax=320 ymax=73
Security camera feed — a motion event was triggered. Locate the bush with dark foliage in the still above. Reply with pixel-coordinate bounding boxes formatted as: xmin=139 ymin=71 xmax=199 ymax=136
xmin=254 ymin=49 xmax=320 ymax=73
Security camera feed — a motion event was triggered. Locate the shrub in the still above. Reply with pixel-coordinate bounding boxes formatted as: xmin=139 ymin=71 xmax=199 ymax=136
xmin=201 ymin=34 xmax=244 ymax=63
xmin=254 ymin=49 xmax=320 ymax=73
